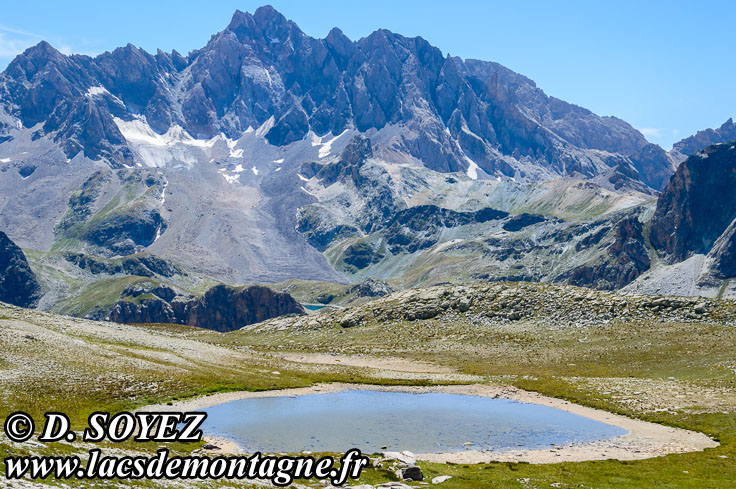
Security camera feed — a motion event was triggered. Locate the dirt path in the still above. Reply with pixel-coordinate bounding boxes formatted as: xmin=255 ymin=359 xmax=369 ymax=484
xmin=268 ymin=351 xmax=482 ymax=382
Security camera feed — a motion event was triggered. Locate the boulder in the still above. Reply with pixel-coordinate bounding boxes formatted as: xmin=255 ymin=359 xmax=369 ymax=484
xmin=401 ymin=466 xmax=423 ymax=481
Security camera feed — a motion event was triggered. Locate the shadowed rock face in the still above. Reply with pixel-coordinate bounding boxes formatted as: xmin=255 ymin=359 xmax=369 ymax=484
xmin=63 ymin=252 xmax=183 ymax=278
xmin=651 ymin=142 xmax=736 ymax=262
xmin=314 ymin=135 xmax=374 ymax=187
xmin=383 ymin=205 xmax=509 ymax=254
xmin=502 ymin=213 xmax=547 ymax=232
xmin=108 ymin=284 xmax=304 ymax=332
xmin=706 ymin=220 xmax=736 ymax=280
xmin=0 ymin=231 xmax=41 ymax=307
xmin=562 ymin=215 xmax=651 ymax=290
xmin=186 ymin=285 xmax=304 ymax=332
xmin=84 ymin=209 xmax=166 ymax=254
xmin=628 ymin=143 xmax=674 ymax=190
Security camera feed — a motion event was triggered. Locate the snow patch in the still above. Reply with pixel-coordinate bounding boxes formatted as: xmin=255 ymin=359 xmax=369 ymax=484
xmin=432 ymin=239 xmax=464 ymax=254
xmin=255 ymin=116 xmax=275 ymax=138
xmin=252 ymin=166 xmax=259 ymax=175
xmin=225 ymin=137 xmax=244 ymax=158
xmin=300 ymin=186 xmax=319 ymax=200
xmin=114 ymin=117 xmax=212 ymax=149
xmin=160 ymin=180 xmax=168 ymax=205
xmin=86 ymin=86 xmax=109 ymax=97
xmin=233 ymin=164 xmax=245 ymax=173
xmin=274 ymin=158 xmax=284 ymax=164
xmin=464 ymin=156 xmax=480 ymax=180
xmin=275 ymin=167 xmax=281 ymax=171
xmin=318 ymin=129 xmax=348 ymax=158
xmin=153 ymin=224 xmax=164 ymax=243
xmin=297 ymin=174 xmax=309 ymax=182
xmin=114 ymin=117 xmax=220 ymax=167
xmin=0 ymin=158 xmax=10 ymax=163
xmin=223 ymin=173 xmax=240 ymax=184
xmin=86 ymin=86 xmax=124 ymax=106
xmin=309 ymin=131 xmax=322 ymax=147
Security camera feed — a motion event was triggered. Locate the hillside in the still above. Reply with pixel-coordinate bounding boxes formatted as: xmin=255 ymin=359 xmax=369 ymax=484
xmin=1 ymin=281 xmax=735 ymax=487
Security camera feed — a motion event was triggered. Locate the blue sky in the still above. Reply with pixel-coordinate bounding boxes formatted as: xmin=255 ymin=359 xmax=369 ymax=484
xmin=1 ymin=1 xmax=733 ymax=149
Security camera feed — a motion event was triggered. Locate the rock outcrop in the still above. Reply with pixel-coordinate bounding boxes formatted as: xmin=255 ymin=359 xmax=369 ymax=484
xmin=628 ymin=143 xmax=674 ymax=190
xmin=107 ymin=284 xmax=304 ymax=332
xmin=562 ymin=215 xmax=651 ymax=290
xmin=383 ymin=205 xmax=509 ymax=254
xmin=314 ymin=135 xmax=374 ymax=187
xmin=0 ymin=231 xmax=41 ymax=307
xmin=252 ymin=283 xmax=736 ymax=334
xmin=348 ymin=278 xmax=394 ymax=298
xmin=650 ymin=142 xmax=736 ymax=263
xmin=64 ymin=252 xmax=184 ymax=278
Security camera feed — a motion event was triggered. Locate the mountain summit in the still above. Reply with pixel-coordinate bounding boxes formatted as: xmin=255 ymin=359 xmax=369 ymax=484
xmin=0 ymin=6 xmax=670 ymax=187
xmin=5 ymin=6 xmax=733 ymax=309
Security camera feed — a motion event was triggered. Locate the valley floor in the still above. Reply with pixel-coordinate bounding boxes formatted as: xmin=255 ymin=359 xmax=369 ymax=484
xmin=0 ymin=288 xmax=735 ymax=488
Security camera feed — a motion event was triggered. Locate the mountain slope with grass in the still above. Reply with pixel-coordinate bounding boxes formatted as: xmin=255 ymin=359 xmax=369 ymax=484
xmin=1 ymin=280 xmax=735 ymax=487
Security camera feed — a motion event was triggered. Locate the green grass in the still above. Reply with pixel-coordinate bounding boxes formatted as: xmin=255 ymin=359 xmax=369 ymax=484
xmin=54 ymin=276 xmax=155 ymax=316
xmin=216 ymin=315 xmax=736 ymax=488
xmin=1 ymin=300 xmax=735 ymax=487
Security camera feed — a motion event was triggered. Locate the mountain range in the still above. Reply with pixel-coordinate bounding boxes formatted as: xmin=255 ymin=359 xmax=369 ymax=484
xmin=1 ymin=5 xmax=735 ymax=329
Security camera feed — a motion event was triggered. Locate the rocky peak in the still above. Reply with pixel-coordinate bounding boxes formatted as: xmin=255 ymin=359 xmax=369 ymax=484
xmin=0 ymin=5 xmax=671 ymax=190
xmin=252 ymin=5 xmax=288 ymax=24
xmin=672 ymin=118 xmax=736 ymax=158
xmin=628 ymin=143 xmax=675 ymax=190
xmin=227 ymin=6 xmax=302 ymax=50
xmin=5 ymin=41 xmax=65 ymax=79
xmin=339 ymin=135 xmax=373 ymax=165
xmin=325 ymin=27 xmax=354 ymax=65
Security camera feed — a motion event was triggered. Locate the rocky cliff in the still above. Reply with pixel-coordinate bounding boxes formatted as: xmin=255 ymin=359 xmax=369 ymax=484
xmin=562 ymin=214 xmax=651 ymax=290
xmin=651 ymin=142 xmax=736 ymax=262
xmin=107 ymin=283 xmax=304 ymax=332
xmin=0 ymin=231 xmax=41 ymax=307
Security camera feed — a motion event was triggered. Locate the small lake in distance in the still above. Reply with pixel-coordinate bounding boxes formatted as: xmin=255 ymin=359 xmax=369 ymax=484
xmin=201 ymin=390 xmax=627 ymax=453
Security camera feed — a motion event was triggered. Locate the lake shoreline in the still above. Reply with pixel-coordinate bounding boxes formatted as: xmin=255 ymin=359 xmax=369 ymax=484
xmin=143 ymin=383 xmax=718 ymax=464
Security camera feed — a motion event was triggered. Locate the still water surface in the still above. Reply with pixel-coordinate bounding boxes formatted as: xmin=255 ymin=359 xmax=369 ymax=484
xmin=202 ymin=390 xmax=627 ymax=453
